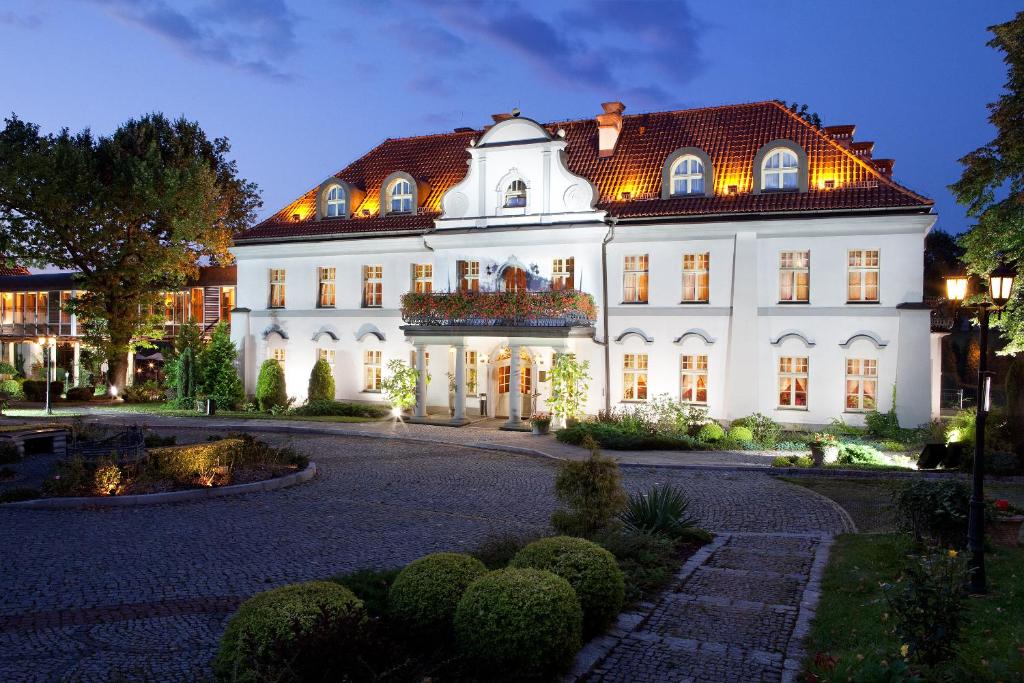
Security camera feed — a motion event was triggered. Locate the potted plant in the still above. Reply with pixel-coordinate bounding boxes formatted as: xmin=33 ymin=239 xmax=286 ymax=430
xmin=447 ymin=372 xmax=456 ymax=417
xmin=530 ymin=412 xmax=551 ymax=435
xmin=809 ymin=432 xmax=840 ymax=466
xmin=546 ymin=353 xmax=590 ymax=429
xmin=989 ymin=499 xmax=1023 ymax=548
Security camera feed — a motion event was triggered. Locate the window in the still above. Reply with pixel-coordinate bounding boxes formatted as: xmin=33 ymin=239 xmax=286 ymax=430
xmin=671 ymin=156 xmax=705 ymax=196
xmin=680 ymin=355 xmax=708 ymax=404
xmin=466 ymin=350 xmax=478 ymax=394
xmin=271 ymin=348 xmax=286 ymax=372
xmin=845 ymin=358 xmax=877 ymax=411
xmin=623 ymin=255 xmax=649 ymax=303
xmin=220 ymin=287 xmax=235 ymax=323
xmin=189 ymin=288 xmax=204 ymax=324
xmin=318 ymin=348 xmax=336 ymax=372
xmin=848 ymin=250 xmax=880 ymax=302
xmin=317 ymin=267 xmax=336 ymax=308
xmin=504 ymin=179 xmax=527 ymax=208
xmin=681 ymin=253 xmax=709 ymax=302
xmin=363 ymin=350 xmax=382 ymax=391
xmin=325 ymin=185 xmax=346 ymax=218
xmin=413 ymin=264 xmax=433 ymax=293
xmin=269 ymin=269 xmax=286 ymax=308
xmin=762 ymin=148 xmax=799 ymax=191
xmin=622 ymin=353 xmax=648 ymax=401
xmin=778 ymin=356 xmax=808 ymax=408
xmin=779 ymin=251 xmax=810 ymax=302
xmin=388 ymin=179 xmax=413 ymax=214
xmin=363 ymin=265 xmax=382 ymax=308
xmin=457 ymin=260 xmax=480 ymax=293
xmin=497 ymin=365 xmax=510 ymax=394
xmin=551 ymin=257 xmax=574 ymax=290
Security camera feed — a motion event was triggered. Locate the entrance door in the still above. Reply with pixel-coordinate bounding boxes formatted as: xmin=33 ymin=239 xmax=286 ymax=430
xmin=501 ymin=267 xmax=527 ymax=292
xmin=494 ymin=347 xmax=533 ymax=418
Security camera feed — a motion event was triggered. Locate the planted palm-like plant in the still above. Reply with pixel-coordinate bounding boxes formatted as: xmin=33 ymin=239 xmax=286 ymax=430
xmin=619 ymin=485 xmax=699 ymax=540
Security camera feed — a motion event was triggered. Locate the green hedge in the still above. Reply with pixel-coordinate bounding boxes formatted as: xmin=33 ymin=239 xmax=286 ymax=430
xmin=21 ymin=381 xmax=63 ymax=402
xmin=290 ymin=399 xmax=388 ymax=418
xmin=0 ymin=378 xmax=24 ymax=400
xmin=556 ymin=421 xmax=707 ymax=451
xmin=388 ymin=552 xmax=487 ymax=635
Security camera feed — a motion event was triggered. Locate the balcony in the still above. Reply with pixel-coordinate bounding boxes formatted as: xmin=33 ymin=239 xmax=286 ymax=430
xmin=401 ymin=290 xmax=597 ymax=328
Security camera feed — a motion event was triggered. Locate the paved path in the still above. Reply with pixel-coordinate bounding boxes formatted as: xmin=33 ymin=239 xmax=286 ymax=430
xmin=0 ymin=427 xmax=848 ymax=681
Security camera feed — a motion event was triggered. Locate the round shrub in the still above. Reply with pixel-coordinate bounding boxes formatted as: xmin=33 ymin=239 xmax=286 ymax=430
xmin=255 ymin=359 xmax=287 ymax=411
xmin=0 ymin=378 xmax=24 ymax=400
xmin=388 ymin=552 xmax=487 ymax=634
xmin=727 ymin=425 xmax=754 ymax=443
xmin=214 ymin=581 xmax=365 ymax=682
xmin=307 ymin=358 xmax=335 ymax=403
xmin=696 ymin=422 xmax=725 ymax=442
xmin=510 ymin=536 xmax=625 ymax=636
xmin=455 ymin=568 xmax=582 ymax=678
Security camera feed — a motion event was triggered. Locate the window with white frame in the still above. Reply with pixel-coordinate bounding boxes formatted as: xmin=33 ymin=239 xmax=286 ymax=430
xmin=458 ymin=260 xmax=480 ymax=293
xmin=504 ymin=179 xmax=527 ymax=208
xmin=325 ymin=185 xmax=346 ymax=218
xmin=779 ymin=251 xmax=810 ymax=302
xmin=388 ymin=179 xmax=413 ymax=214
xmin=761 ymin=148 xmax=799 ymax=191
xmin=318 ymin=348 xmax=336 ymax=373
xmin=623 ymin=353 xmax=648 ymax=401
xmin=408 ymin=349 xmax=430 ymax=370
xmin=681 ymin=253 xmax=709 ymax=302
xmin=412 ymin=264 xmax=433 ymax=293
xmin=623 ymin=255 xmax=649 ymax=303
xmin=679 ymin=355 xmax=708 ymax=404
xmin=318 ymin=267 xmax=336 ymax=308
xmin=847 ymin=250 xmax=880 ymax=302
xmin=671 ymin=155 xmax=705 ymax=196
xmin=778 ymin=356 xmax=808 ymax=408
xmin=271 ymin=347 xmax=286 ymax=371
xmin=363 ymin=350 xmax=382 ymax=391
xmin=551 ymin=257 xmax=574 ymax=291
xmin=845 ymin=358 xmax=877 ymax=411
xmin=269 ymin=268 xmax=286 ymax=308
xmin=363 ymin=265 xmax=382 ymax=308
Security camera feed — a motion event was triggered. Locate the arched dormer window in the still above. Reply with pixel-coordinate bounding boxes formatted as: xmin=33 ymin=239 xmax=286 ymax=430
xmin=388 ymin=179 xmax=413 ymax=214
xmin=671 ymin=156 xmax=704 ymax=196
xmin=504 ymin=179 xmax=527 ymax=208
xmin=316 ymin=178 xmax=362 ymax=220
xmin=661 ymin=147 xmax=713 ymax=199
xmin=324 ymin=185 xmax=345 ymax=217
xmin=753 ymin=140 xmax=808 ymax=194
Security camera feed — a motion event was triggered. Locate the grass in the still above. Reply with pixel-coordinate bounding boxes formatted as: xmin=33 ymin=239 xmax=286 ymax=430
xmin=4 ymin=403 xmax=381 ymax=423
xmin=804 ymin=533 xmax=1024 ymax=682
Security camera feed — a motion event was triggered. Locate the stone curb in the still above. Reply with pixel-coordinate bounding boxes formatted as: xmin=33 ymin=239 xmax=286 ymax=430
xmin=781 ymin=535 xmax=834 ymax=683
xmin=1 ymin=463 xmax=317 ymax=510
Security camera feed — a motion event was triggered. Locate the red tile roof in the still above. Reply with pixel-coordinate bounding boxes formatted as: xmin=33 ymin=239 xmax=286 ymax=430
xmin=0 ymin=260 xmax=30 ymax=276
xmin=237 ymin=101 xmax=931 ymax=242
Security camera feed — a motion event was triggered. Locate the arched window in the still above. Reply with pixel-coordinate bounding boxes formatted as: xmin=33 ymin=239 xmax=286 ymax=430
xmin=671 ymin=156 xmax=704 ymax=196
xmin=761 ymin=148 xmax=799 ymax=191
xmin=388 ymin=179 xmax=413 ymax=214
xmin=504 ymin=179 xmax=527 ymax=208
xmin=324 ymin=185 xmax=345 ymax=218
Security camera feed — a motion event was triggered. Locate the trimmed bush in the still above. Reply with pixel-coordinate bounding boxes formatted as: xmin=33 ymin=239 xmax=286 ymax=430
xmin=727 ymin=425 xmax=754 ymax=443
xmin=696 ymin=422 xmax=725 ymax=442
xmin=454 ymin=568 xmax=582 ymax=678
xmin=307 ymin=358 xmax=335 ymax=402
xmin=731 ymin=413 xmax=781 ymax=447
xmin=0 ymin=378 xmax=24 ymax=400
xmin=255 ymin=359 xmax=287 ymax=411
xmin=21 ymin=380 xmax=63 ymax=402
xmin=388 ymin=552 xmax=487 ymax=635
xmin=511 ymin=536 xmax=625 ymax=636
xmin=65 ymin=386 xmax=94 ymax=402
xmin=331 ymin=567 xmax=400 ymax=618
xmin=290 ymin=399 xmax=388 ymax=418
xmin=836 ymin=442 xmax=886 ymax=465
xmin=556 ymin=421 xmax=707 ymax=451
xmin=213 ymin=581 xmax=365 ymax=682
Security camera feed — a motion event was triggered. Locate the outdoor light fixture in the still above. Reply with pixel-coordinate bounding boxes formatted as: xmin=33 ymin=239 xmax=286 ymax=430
xmin=620 ymin=191 xmax=631 ymax=201
xmin=110 ymin=386 xmax=119 ymax=398
xmin=946 ymin=273 xmax=970 ymax=302
xmin=36 ymin=335 xmax=56 ymax=415
xmin=823 ymin=179 xmax=836 ymax=189
xmin=989 ymin=263 xmax=1017 ymax=308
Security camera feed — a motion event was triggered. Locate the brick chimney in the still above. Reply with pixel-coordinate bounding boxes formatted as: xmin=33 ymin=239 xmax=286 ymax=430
xmin=596 ymin=101 xmax=625 ymax=158
xmin=850 ymin=141 xmax=875 ymax=160
xmin=872 ymin=159 xmax=894 ymax=176
xmin=823 ymin=125 xmax=855 ymax=148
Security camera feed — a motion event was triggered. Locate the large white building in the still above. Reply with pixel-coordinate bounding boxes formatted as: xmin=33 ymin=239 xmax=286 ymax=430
xmin=230 ymin=101 xmax=938 ymax=428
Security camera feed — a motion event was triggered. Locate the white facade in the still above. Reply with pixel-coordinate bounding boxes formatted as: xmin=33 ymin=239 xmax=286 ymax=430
xmin=232 ymin=116 xmax=938 ymax=428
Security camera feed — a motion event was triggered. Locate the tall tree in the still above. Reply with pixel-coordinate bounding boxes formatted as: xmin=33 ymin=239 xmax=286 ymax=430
xmin=0 ymin=114 xmax=260 ymax=388
xmin=924 ymin=228 xmax=966 ymax=300
xmin=951 ymin=11 xmax=1024 ymax=353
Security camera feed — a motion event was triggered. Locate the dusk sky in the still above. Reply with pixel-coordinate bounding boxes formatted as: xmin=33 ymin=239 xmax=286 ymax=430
xmin=0 ymin=0 xmax=1018 ymax=235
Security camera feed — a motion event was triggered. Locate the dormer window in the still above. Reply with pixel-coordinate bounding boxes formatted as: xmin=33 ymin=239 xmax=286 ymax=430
xmin=761 ymin=148 xmax=799 ymax=191
xmin=671 ymin=156 xmax=704 ymax=196
xmin=325 ymin=185 xmax=346 ymax=218
xmin=388 ymin=179 xmax=413 ymax=214
xmin=504 ymin=179 xmax=527 ymax=208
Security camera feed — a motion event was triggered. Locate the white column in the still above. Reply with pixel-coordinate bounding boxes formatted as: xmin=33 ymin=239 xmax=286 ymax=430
xmin=507 ymin=343 xmax=521 ymax=427
xmin=414 ymin=344 xmax=427 ymax=418
xmin=72 ymin=341 xmax=81 ymax=387
xmin=453 ymin=343 xmax=466 ymax=422
xmin=126 ymin=350 xmax=135 ymax=386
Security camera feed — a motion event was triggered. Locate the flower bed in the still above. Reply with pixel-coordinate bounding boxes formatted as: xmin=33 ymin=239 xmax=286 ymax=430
xmin=401 ymin=289 xmax=597 ymax=327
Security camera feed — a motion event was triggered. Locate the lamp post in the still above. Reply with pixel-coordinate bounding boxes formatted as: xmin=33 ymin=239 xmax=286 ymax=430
xmin=944 ymin=263 xmax=1016 ymax=594
xmin=36 ymin=335 xmax=56 ymax=415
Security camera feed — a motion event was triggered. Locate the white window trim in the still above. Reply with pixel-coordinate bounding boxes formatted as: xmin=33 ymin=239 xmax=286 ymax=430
xmin=847 ymin=249 xmax=880 ymax=303
xmin=777 ymin=356 xmax=809 ymax=410
xmin=318 ymin=267 xmax=336 ymax=308
xmin=363 ymin=350 xmax=382 ymax=392
xmin=622 ymin=353 xmax=649 ymax=402
xmin=679 ymin=354 xmax=708 ymax=405
xmin=845 ymin=358 xmax=878 ymax=412
xmin=324 ymin=185 xmax=346 ymax=218
xmin=269 ymin=268 xmax=286 ymax=309
xmin=412 ymin=263 xmax=433 ymax=294
xmin=671 ymin=156 xmax=705 ymax=196
xmin=761 ymin=148 xmax=799 ymax=191
xmin=363 ymin=265 xmax=383 ymax=308
xmin=778 ymin=251 xmax=810 ymax=303
xmin=623 ymin=255 xmax=649 ymax=304
xmin=681 ymin=252 xmax=709 ymax=303
xmin=388 ymin=179 xmax=413 ymax=214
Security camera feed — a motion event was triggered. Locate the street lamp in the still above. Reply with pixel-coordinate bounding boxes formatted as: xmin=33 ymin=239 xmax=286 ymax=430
xmin=944 ymin=264 xmax=1016 ymax=594
xmin=36 ymin=335 xmax=57 ymax=415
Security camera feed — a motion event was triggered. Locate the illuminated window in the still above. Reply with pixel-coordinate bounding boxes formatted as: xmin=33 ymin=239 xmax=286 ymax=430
xmin=220 ymin=287 xmax=235 ymax=323
xmin=271 ymin=347 xmax=286 ymax=372
xmin=269 ymin=268 xmax=286 ymax=308
xmin=363 ymin=265 xmax=382 ymax=308
xmin=457 ymin=260 xmax=480 ymax=293
xmin=497 ymin=365 xmax=510 ymax=393
xmin=671 ymin=156 xmax=705 ymax=195
xmin=325 ymin=185 xmax=346 ymax=218
xmin=190 ymin=288 xmax=204 ymax=324
xmin=847 ymin=250 xmax=880 ymax=302
xmin=680 ymin=355 xmax=708 ymax=404
xmin=551 ymin=257 xmax=574 ymax=290
xmin=681 ymin=253 xmax=709 ymax=302
xmin=778 ymin=356 xmax=808 ymax=408
xmin=504 ymin=179 xmax=527 ymax=208
xmin=623 ymin=255 xmax=649 ymax=303
xmin=388 ymin=179 xmax=413 ymax=214
xmin=318 ymin=267 xmax=336 ymax=308
xmin=779 ymin=251 xmax=810 ymax=302
xmin=466 ymin=350 xmax=478 ymax=395
xmin=762 ymin=148 xmax=799 ymax=191
xmin=363 ymin=350 xmax=382 ymax=391
xmin=623 ymin=353 xmax=648 ymax=401
xmin=497 ymin=360 xmax=530 ymax=394
xmin=845 ymin=358 xmax=877 ymax=411
xmin=412 ymin=264 xmax=433 ymax=293
xmin=318 ymin=347 xmax=336 ymax=371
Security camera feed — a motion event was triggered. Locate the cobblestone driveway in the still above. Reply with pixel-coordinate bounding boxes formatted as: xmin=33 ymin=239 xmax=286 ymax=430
xmin=0 ymin=432 xmax=849 ymax=681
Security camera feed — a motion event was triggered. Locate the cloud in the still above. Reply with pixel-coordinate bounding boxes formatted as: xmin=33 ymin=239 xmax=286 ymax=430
xmin=0 ymin=9 xmax=44 ymax=29
xmin=87 ymin=0 xmax=300 ymax=80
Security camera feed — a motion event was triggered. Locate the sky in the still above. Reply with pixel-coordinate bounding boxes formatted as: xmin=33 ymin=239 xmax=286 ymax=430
xmin=0 ymin=0 xmax=1018 ymax=235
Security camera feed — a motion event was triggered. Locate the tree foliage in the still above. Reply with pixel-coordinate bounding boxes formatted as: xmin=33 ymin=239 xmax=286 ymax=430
xmin=175 ymin=347 xmax=196 ymax=403
xmin=198 ymin=322 xmax=244 ymax=409
xmin=950 ymin=11 xmax=1024 ymax=352
xmin=381 ymin=359 xmax=418 ymax=412
xmin=547 ymin=353 xmax=591 ymax=420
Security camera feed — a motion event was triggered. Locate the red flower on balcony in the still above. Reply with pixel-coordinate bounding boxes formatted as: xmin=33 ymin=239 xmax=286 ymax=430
xmin=401 ymin=289 xmax=597 ymax=327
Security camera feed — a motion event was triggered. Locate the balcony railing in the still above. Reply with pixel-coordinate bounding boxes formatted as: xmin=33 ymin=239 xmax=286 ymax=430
xmin=401 ymin=290 xmax=597 ymax=328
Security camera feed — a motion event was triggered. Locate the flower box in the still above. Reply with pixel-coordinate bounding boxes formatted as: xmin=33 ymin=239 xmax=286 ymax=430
xmin=401 ymin=290 xmax=597 ymax=328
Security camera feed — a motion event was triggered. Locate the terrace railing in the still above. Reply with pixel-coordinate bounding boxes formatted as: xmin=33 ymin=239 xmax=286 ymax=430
xmin=401 ymin=290 xmax=597 ymax=328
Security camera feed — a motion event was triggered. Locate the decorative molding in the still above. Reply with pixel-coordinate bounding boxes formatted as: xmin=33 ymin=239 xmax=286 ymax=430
xmin=673 ymin=329 xmax=716 ymax=345
xmin=839 ymin=331 xmax=889 ymax=349
xmin=262 ymin=323 xmax=289 ymax=341
xmin=614 ymin=328 xmax=654 ymax=344
xmin=311 ymin=326 xmax=340 ymax=343
xmin=355 ymin=323 xmax=386 ymax=342
xmin=770 ymin=330 xmax=816 ymax=347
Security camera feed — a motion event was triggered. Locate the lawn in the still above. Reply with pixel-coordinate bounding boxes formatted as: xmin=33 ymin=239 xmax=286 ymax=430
xmin=3 ymin=402 xmax=384 ymax=423
xmin=805 ymin=533 xmax=1024 ymax=681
